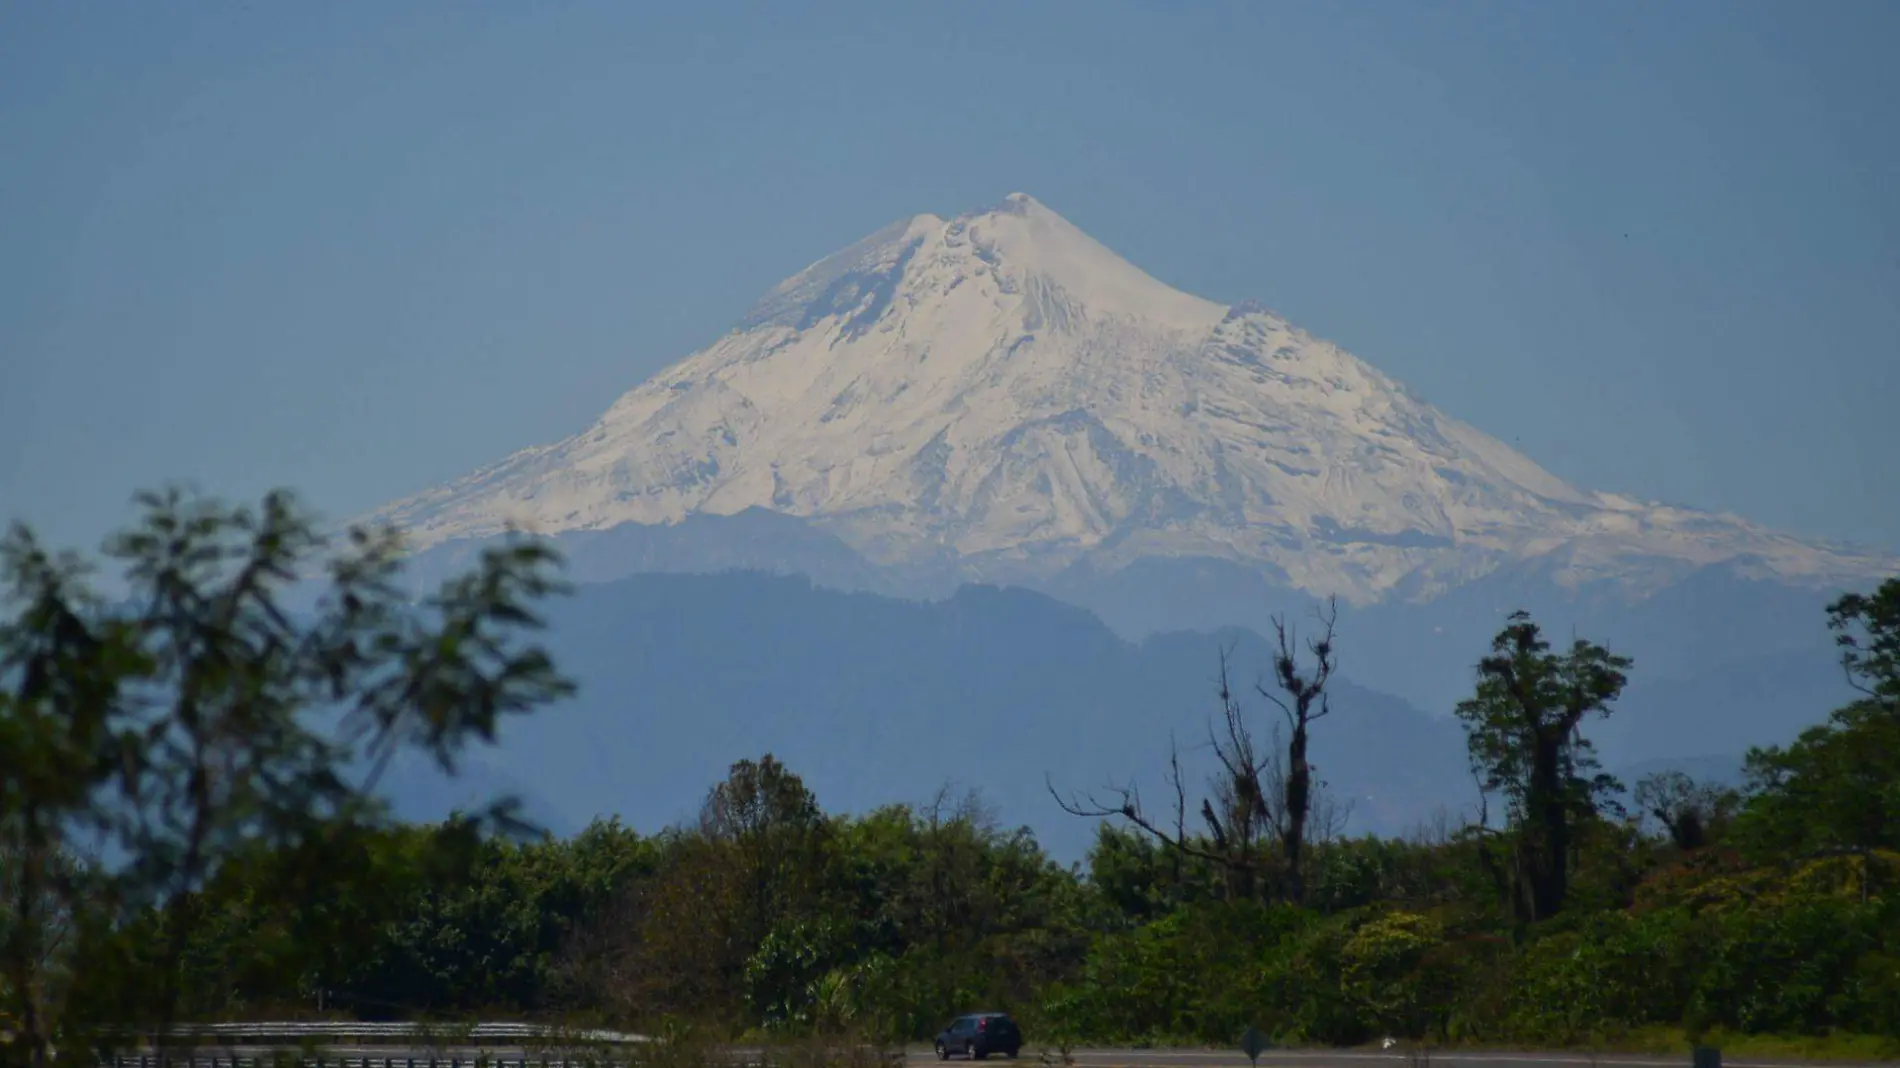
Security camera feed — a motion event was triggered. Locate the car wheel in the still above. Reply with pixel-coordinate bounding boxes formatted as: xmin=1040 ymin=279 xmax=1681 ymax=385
xmin=972 ymin=1044 xmax=987 ymax=1061
xmin=936 ymin=1043 xmax=949 ymax=1062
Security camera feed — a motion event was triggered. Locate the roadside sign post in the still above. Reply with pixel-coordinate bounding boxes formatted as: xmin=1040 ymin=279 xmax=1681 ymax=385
xmin=1240 ymin=1026 xmax=1268 ymax=1068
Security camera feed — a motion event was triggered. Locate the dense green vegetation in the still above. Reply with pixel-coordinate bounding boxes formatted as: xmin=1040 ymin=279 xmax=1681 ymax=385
xmin=3 ymin=490 xmax=1898 ymax=1061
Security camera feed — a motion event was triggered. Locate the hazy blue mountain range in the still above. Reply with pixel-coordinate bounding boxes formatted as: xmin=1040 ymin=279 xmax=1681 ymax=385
xmin=375 ymin=570 xmax=1824 ymax=861
xmin=355 ymin=193 xmax=1886 ymax=847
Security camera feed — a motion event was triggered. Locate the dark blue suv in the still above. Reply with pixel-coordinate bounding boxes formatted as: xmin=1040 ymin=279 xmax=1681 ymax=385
xmin=933 ymin=1012 xmax=1022 ymax=1060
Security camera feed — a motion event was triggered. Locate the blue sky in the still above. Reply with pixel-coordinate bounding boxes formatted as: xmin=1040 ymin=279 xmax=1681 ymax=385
xmin=3 ymin=0 xmax=1896 ymax=554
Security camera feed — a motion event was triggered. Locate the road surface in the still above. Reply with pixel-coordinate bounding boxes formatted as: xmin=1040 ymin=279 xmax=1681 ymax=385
xmin=130 ymin=1047 xmax=1894 ymax=1068
xmin=959 ymin=1053 xmax=1893 ymax=1068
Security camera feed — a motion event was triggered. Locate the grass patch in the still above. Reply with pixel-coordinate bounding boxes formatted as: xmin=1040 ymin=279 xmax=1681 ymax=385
xmin=1432 ymin=1027 xmax=1900 ymax=1062
xmin=1650 ymin=1027 xmax=1899 ymax=1062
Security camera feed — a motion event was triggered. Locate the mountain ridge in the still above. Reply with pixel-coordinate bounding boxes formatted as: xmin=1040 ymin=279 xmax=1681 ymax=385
xmin=363 ymin=193 xmax=1895 ymax=606
xmin=373 ymin=567 xmax=1829 ymax=860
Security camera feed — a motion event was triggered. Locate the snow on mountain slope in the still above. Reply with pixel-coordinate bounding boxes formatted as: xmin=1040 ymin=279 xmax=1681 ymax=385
xmin=365 ymin=193 xmax=1894 ymax=604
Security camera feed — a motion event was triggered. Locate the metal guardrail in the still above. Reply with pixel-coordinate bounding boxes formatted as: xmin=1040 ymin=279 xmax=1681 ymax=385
xmin=143 ymin=1021 xmax=647 ymax=1045
xmin=112 ymin=1060 xmax=628 ymax=1068
xmin=91 ymin=1021 xmax=909 ymax=1068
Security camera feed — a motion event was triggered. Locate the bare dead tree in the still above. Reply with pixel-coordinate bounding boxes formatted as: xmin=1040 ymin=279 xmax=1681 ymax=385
xmin=1052 ymin=604 xmax=1353 ymax=905
xmin=1050 ymin=648 xmax=1279 ymax=901
xmin=1201 ymin=652 xmax=1278 ymax=900
xmin=1632 ymin=770 xmax=1739 ymax=852
xmin=1256 ymin=597 xmax=1339 ymax=904
xmin=1256 ymin=722 xmax=1352 ymax=847
xmin=922 ymin=782 xmax=998 ymax=835
xmin=1303 ymin=768 xmax=1354 ymax=846
xmin=1402 ymin=806 xmax=1462 ymax=850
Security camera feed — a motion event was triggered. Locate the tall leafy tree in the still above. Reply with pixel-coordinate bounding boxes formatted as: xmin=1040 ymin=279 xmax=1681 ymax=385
xmin=1740 ymin=703 xmax=1900 ymax=863
xmin=1828 ymin=578 xmax=1900 ymax=712
xmin=702 ymin=754 xmax=829 ymax=952
xmin=1454 ymin=611 xmax=1630 ymax=921
xmin=0 ymin=487 xmax=571 ymax=1065
xmin=1739 ymin=580 xmax=1900 ymax=871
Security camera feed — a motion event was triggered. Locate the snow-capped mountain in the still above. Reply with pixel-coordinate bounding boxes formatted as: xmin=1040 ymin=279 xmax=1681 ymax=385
xmin=366 ymin=193 xmax=1892 ymax=606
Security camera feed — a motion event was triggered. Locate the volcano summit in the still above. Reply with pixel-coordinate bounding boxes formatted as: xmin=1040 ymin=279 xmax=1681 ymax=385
xmin=366 ymin=194 xmax=1890 ymax=608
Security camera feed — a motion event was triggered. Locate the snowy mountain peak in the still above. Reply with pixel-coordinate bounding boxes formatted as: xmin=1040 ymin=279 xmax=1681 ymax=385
xmin=365 ymin=194 xmax=1895 ymax=604
xmin=952 ymin=191 xmax=1220 ymax=326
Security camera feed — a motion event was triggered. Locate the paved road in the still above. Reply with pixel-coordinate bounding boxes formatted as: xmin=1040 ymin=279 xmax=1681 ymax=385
xmin=144 ymin=1047 xmax=1893 ymax=1068
xmin=961 ymin=1053 xmax=1895 ymax=1068
xmin=904 ymin=1051 xmax=1895 ymax=1068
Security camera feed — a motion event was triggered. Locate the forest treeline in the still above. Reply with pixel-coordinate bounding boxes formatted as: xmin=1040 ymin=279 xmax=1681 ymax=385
xmin=2 ymin=490 xmax=1898 ymax=1061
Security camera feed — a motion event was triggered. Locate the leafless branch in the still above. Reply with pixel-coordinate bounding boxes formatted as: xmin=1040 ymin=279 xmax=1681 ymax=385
xmin=1046 ymin=771 xmax=1234 ymax=868
xmin=1308 ymin=779 xmax=1353 ymax=845
xmin=1052 ymin=604 xmax=1346 ymax=905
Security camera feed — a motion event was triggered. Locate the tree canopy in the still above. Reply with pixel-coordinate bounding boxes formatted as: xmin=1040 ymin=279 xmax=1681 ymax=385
xmin=0 ymin=488 xmax=571 ymax=1064
xmin=4 ymin=489 xmax=1898 ymax=1059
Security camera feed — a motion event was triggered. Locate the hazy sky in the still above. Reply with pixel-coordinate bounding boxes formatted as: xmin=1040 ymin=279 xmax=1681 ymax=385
xmin=3 ymin=0 xmax=1896 ymax=554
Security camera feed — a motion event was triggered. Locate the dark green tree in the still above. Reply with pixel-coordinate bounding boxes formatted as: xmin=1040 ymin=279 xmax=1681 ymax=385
xmin=1739 ymin=703 xmax=1900 ymax=887
xmin=1454 ymin=611 xmax=1630 ymax=921
xmin=1738 ymin=579 xmax=1900 ymax=871
xmin=1828 ymin=578 xmax=1900 ymax=713
xmin=0 ymin=487 xmax=571 ymax=1065
xmin=702 ymin=754 xmax=829 ymax=953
